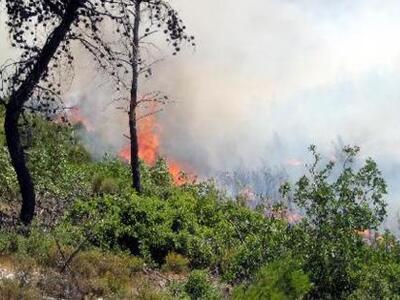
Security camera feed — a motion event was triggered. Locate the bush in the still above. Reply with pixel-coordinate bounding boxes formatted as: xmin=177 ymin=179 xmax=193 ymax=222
xmin=349 ymin=262 xmax=400 ymax=300
xmin=0 ymin=109 xmax=18 ymax=201
xmin=71 ymin=249 xmax=144 ymax=278
xmin=184 ymin=270 xmax=220 ymax=300
xmin=66 ymin=183 xmax=287 ymax=281
xmin=136 ymin=284 xmax=174 ymax=300
xmin=163 ymin=252 xmax=190 ymax=273
xmin=92 ymin=175 xmax=118 ymax=195
xmin=67 ymin=249 xmax=144 ymax=297
xmin=348 ymin=232 xmax=400 ymax=299
xmin=233 ymin=257 xmax=311 ymax=300
xmin=0 ymin=278 xmax=41 ymax=300
xmin=0 ymin=228 xmax=56 ymax=266
xmin=281 ymin=146 xmax=388 ymax=298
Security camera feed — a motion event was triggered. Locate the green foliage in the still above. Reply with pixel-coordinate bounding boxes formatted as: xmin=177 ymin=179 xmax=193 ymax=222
xmin=0 ymin=111 xmax=96 ymax=214
xmin=348 ymin=232 xmax=400 ymax=299
xmin=92 ymin=174 xmax=119 ymax=195
xmin=0 ymin=278 xmax=41 ymax=300
xmin=163 ymin=252 xmax=190 ymax=273
xmin=0 ymin=147 xmax=18 ymax=201
xmin=0 ymin=227 xmax=55 ymax=266
xmin=282 ymin=145 xmax=388 ymax=299
xmin=66 ymin=182 xmax=287 ymax=282
xmin=0 ymin=111 xmax=18 ymax=201
xmin=349 ymin=262 xmax=400 ymax=300
xmin=136 ymin=284 xmax=175 ymax=300
xmin=2 ymin=109 xmax=400 ymax=299
xmin=69 ymin=249 xmax=144 ymax=297
xmin=184 ymin=270 xmax=220 ymax=300
xmin=217 ymin=202 xmax=290 ymax=282
xmin=27 ymin=118 xmax=93 ymax=198
xmin=233 ymin=257 xmax=311 ymax=300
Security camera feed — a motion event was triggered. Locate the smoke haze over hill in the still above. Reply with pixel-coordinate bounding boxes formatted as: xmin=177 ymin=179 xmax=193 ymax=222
xmin=2 ymin=0 xmax=400 ymax=228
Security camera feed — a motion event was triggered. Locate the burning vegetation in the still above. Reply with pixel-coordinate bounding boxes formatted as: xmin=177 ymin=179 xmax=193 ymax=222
xmin=117 ymin=113 xmax=194 ymax=185
xmin=66 ymin=106 xmax=194 ymax=185
xmin=1 ymin=1 xmax=400 ymax=299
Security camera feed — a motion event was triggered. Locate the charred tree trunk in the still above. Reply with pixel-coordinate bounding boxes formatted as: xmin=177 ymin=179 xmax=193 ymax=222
xmin=4 ymin=0 xmax=82 ymax=224
xmin=129 ymin=0 xmax=142 ymax=194
xmin=5 ymin=104 xmax=35 ymax=224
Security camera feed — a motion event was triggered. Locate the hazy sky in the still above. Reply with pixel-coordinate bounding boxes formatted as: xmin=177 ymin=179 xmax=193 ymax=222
xmin=146 ymin=0 xmax=400 ymax=225
xmin=155 ymin=0 xmax=400 ymax=170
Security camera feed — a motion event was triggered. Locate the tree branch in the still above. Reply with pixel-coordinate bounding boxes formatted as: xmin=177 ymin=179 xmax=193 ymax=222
xmin=42 ymin=0 xmax=64 ymax=17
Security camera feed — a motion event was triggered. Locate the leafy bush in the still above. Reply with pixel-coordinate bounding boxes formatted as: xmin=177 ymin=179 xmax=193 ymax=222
xmin=0 ymin=278 xmax=41 ymax=300
xmin=349 ymin=262 xmax=400 ymax=300
xmin=2 ymin=109 xmax=400 ymax=299
xmin=184 ymin=270 xmax=220 ymax=300
xmin=0 ymin=110 xmax=18 ymax=201
xmin=92 ymin=174 xmax=119 ymax=195
xmin=68 ymin=249 xmax=144 ymax=297
xmin=348 ymin=232 xmax=400 ymax=299
xmin=163 ymin=252 xmax=190 ymax=273
xmin=136 ymin=284 xmax=174 ymax=300
xmin=66 ymin=181 xmax=287 ymax=281
xmin=282 ymin=146 xmax=388 ymax=298
xmin=233 ymin=257 xmax=311 ymax=300
xmin=0 ymin=228 xmax=56 ymax=266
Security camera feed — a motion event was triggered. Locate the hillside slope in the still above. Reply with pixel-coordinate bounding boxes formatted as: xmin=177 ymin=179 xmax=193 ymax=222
xmin=0 ymin=112 xmax=399 ymax=299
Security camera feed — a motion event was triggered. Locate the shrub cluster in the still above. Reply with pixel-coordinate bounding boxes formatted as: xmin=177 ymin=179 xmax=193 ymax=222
xmin=1 ymin=114 xmax=400 ymax=299
xmin=66 ymin=180 xmax=288 ymax=282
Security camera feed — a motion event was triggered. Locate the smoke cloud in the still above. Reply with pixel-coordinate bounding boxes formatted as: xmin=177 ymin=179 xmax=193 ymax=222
xmin=2 ymin=0 xmax=400 ymax=228
xmin=154 ymin=0 xmax=400 ymax=228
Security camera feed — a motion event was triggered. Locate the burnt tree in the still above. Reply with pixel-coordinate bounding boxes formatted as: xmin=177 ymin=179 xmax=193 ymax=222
xmin=103 ymin=0 xmax=195 ymax=193
xmin=130 ymin=0 xmax=142 ymax=193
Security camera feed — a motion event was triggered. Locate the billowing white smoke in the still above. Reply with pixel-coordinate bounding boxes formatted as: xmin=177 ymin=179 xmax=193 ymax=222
xmin=2 ymin=0 xmax=400 ymax=230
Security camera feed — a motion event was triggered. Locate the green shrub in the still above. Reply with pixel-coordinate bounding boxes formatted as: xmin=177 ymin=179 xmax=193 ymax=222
xmin=0 ymin=278 xmax=41 ymax=300
xmin=349 ymin=262 xmax=400 ymax=300
xmin=233 ymin=257 xmax=311 ymax=300
xmin=66 ymin=186 xmax=287 ymax=281
xmin=168 ymin=281 xmax=189 ymax=299
xmin=163 ymin=252 xmax=190 ymax=273
xmin=136 ymin=284 xmax=174 ymax=300
xmin=184 ymin=270 xmax=220 ymax=300
xmin=71 ymin=249 xmax=144 ymax=278
xmin=281 ymin=146 xmax=388 ymax=298
xmin=92 ymin=175 xmax=118 ymax=195
xmin=348 ymin=233 xmax=400 ymax=299
xmin=0 ymin=228 xmax=55 ymax=266
xmin=69 ymin=249 xmax=144 ymax=297
xmin=0 ymin=110 xmax=18 ymax=201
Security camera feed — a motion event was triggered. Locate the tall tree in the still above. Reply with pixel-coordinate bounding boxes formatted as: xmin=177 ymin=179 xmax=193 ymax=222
xmin=103 ymin=0 xmax=195 ymax=193
xmin=0 ymin=0 xmax=125 ymax=224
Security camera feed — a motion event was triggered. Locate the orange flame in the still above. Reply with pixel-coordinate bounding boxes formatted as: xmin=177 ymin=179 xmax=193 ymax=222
xmin=68 ymin=107 xmax=95 ymax=132
xmin=357 ymin=229 xmax=376 ymax=241
xmin=138 ymin=115 xmax=160 ymax=165
xmin=118 ymin=114 xmax=194 ymax=185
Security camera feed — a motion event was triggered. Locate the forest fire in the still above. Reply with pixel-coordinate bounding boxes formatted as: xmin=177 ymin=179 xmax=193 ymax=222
xmin=67 ymin=107 xmax=95 ymax=132
xmin=118 ymin=114 xmax=194 ymax=185
xmin=65 ymin=105 xmax=193 ymax=185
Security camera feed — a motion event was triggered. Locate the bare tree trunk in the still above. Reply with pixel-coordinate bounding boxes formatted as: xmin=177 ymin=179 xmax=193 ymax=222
xmin=129 ymin=0 xmax=142 ymax=194
xmin=4 ymin=0 xmax=82 ymax=224
xmin=5 ymin=106 xmax=35 ymax=224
